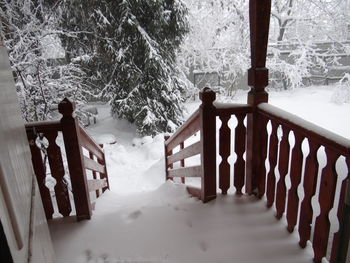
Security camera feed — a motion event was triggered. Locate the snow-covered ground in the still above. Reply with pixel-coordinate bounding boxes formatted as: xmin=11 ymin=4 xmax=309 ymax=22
xmin=49 ymin=86 xmax=349 ymax=263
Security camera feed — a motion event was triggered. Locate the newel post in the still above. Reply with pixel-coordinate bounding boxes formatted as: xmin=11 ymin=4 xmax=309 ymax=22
xmin=199 ymin=87 xmax=216 ymax=202
xmin=58 ymin=98 xmax=92 ymax=221
xmin=246 ymin=0 xmax=271 ymax=195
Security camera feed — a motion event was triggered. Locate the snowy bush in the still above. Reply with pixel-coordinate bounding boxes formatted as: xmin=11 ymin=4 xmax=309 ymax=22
xmin=0 ymin=0 xmax=90 ymax=122
xmin=331 ymin=74 xmax=350 ymax=105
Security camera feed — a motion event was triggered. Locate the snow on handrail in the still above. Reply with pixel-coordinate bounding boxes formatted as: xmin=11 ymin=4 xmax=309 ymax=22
xmin=164 ymin=108 xmax=200 ymax=151
xmin=258 ymin=103 xmax=350 ymax=155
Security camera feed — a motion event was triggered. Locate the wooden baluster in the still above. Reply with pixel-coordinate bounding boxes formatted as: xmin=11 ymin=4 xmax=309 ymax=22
xmin=180 ymin=142 xmax=185 ymax=184
xmin=286 ymin=132 xmax=304 ymax=232
xmin=45 ymin=131 xmax=72 ymax=217
xmin=59 ymin=98 xmax=92 ymax=221
xmin=234 ymin=114 xmax=246 ymax=195
xmin=90 ymin=152 xmax=99 ymax=198
xmin=164 ymin=136 xmax=173 ymax=181
xmin=275 ymin=125 xmax=291 ymax=219
xmin=164 ymin=135 xmax=170 ymax=181
xmin=26 ymin=129 xmax=54 ymax=219
xmin=168 ymin=148 xmax=174 ymax=181
xmin=219 ymin=113 xmax=231 ymax=194
xmin=313 ymin=148 xmax=340 ymax=263
xmin=98 ymin=144 xmax=109 ymax=192
xmin=330 ymin=156 xmax=350 ymax=263
xmin=298 ymin=139 xmax=321 ymax=248
xmin=266 ymin=120 xmax=279 ymax=207
xmin=200 ymin=88 xmax=216 ymax=202
xmin=257 ymin=115 xmax=269 ymax=198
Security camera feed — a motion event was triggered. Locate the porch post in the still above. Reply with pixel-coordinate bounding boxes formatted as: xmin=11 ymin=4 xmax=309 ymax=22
xmin=245 ymin=0 xmax=271 ymax=195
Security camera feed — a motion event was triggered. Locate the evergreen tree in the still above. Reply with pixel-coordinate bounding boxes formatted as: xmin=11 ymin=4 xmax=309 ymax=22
xmin=59 ymin=0 xmax=189 ymax=135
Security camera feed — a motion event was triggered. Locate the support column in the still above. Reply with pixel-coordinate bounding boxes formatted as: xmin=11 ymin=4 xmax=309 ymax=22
xmin=245 ymin=0 xmax=271 ymax=195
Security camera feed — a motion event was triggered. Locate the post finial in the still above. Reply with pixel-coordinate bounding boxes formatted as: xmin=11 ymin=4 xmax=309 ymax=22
xmin=58 ymin=98 xmax=75 ymax=117
xmin=199 ymin=87 xmax=216 ymax=105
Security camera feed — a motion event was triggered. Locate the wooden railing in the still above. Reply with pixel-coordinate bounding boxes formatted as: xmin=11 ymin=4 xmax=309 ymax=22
xmin=25 ymin=98 xmax=109 ymax=221
xmin=165 ymin=87 xmax=350 ymax=262
xmin=164 ymin=88 xmax=252 ymax=202
xmin=215 ymin=101 xmax=252 ymax=195
xmin=257 ymin=103 xmax=350 ymax=263
xmin=165 ymin=1 xmax=350 ymax=262
xmin=164 ymin=88 xmax=216 ymax=202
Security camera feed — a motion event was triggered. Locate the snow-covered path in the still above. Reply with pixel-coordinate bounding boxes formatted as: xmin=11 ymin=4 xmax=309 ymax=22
xmin=49 ymin=86 xmax=349 ymax=263
xmin=86 ymin=104 xmax=166 ymax=195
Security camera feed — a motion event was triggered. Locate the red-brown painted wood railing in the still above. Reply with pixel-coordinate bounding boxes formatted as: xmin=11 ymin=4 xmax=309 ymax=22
xmin=166 ymin=87 xmax=350 ymax=262
xmin=166 ymin=0 xmax=350 ymax=261
xmin=164 ymin=88 xmax=216 ymax=202
xmin=164 ymin=88 xmax=252 ymax=202
xmin=25 ymin=98 xmax=109 ymax=221
xmin=215 ymin=102 xmax=253 ymax=195
xmin=257 ymin=103 xmax=350 ymax=263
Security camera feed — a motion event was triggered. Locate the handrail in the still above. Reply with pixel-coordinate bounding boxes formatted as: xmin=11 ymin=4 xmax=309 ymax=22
xmin=214 ymin=102 xmax=253 ymax=115
xmin=165 ymin=109 xmax=200 ymax=151
xmin=25 ymin=120 xmax=62 ymax=132
xmin=79 ymin=126 xmax=104 ymax=160
xmin=258 ymin=103 xmax=350 ymax=155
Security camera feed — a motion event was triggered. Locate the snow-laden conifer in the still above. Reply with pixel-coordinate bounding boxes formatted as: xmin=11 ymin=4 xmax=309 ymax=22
xmin=60 ymin=0 xmax=189 ymax=135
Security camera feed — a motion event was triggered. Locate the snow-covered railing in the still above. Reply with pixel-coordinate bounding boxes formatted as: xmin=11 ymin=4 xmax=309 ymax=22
xmin=164 ymin=87 xmax=253 ymax=202
xmin=25 ymin=98 xmax=109 ymax=221
xmin=257 ymin=103 xmax=350 ymax=263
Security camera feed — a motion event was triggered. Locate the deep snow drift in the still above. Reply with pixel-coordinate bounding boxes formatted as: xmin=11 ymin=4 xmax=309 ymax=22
xmin=49 ymin=86 xmax=349 ymax=263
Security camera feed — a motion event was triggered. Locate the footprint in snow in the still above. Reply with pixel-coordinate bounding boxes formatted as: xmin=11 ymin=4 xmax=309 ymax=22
xmin=128 ymin=210 xmax=142 ymax=220
xmin=186 ymin=219 xmax=193 ymax=228
xmin=173 ymin=205 xmax=188 ymax=212
xmin=199 ymin=241 xmax=208 ymax=252
xmin=123 ymin=210 xmax=143 ymax=223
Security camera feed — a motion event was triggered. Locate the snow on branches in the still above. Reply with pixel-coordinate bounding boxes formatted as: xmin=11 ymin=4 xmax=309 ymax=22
xmin=0 ymin=0 xmax=88 ymax=122
xmin=60 ymin=0 xmax=189 ymax=135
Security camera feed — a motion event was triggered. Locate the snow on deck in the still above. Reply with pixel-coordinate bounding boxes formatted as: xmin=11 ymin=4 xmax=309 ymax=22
xmin=49 ymin=182 xmax=314 ymax=263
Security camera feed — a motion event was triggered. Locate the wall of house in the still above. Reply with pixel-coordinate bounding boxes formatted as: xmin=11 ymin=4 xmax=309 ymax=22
xmin=0 ymin=28 xmax=55 ymax=263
